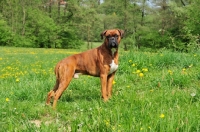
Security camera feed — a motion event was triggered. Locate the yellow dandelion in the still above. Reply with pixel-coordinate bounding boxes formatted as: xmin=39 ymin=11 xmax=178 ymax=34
xmin=30 ymin=52 xmax=36 ymax=54
xmin=139 ymin=73 xmax=144 ymax=77
xmin=6 ymin=98 xmax=10 ymax=102
xmin=168 ymin=70 xmax=173 ymax=75
xmin=126 ymin=85 xmax=130 ymax=88
xmin=182 ymin=68 xmax=187 ymax=74
xmin=150 ymin=89 xmax=154 ymax=92
xmin=160 ymin=114 xmax=165 ymax=118
xmin=142 ymin=68 xmax=148 ymax=72
xmin=112 ymin=80 xmax=116 ymax=84
xmin=16 ymin=78 xmax=20 ymax=82
xmin=136 ymin=70 xmax=141 ymax=73
xmin=132 ymin=63 xmax=136 ymax=67
xmin=104 ymin=120 xmax=110 ymax=127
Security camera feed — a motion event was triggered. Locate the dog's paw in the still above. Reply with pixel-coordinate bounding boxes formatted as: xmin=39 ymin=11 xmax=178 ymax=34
xmin=73 ymin=73 xmax=79 ymax=79
xmin=103 ymin=97 xmax=109 ymax=102
xmin=45 ymin=102 xmax=51 ymax=106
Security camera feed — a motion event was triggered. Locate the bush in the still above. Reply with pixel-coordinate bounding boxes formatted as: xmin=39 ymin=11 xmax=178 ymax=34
xmin=122 ymin=36 xmax=136 ymax=50
xmin=59 ymin=27 xmax=84 ymax=49
xmin=0 ymin=16 xmax=13 ymax=46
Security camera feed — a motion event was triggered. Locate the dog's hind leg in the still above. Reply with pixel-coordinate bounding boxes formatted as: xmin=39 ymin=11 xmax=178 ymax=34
xmin=46 ymin=79 xmax=59 ymax=105
xmin=52 ymin=66 xmax=74 ymax=109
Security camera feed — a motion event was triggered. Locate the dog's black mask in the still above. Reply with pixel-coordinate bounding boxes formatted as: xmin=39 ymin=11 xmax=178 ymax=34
xmin=107 ymin=36 xmax=118 ymax=49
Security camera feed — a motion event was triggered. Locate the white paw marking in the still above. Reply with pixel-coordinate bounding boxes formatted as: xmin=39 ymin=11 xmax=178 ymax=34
xmin=109 ymin=60 xmax=118 ymax=74
xmin=74 ymin=73 xmax=80 ymax=79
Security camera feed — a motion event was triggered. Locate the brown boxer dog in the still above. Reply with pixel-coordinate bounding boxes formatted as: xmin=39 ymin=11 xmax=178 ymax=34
xmin=46 ymin=29 xmax=124 ymax=108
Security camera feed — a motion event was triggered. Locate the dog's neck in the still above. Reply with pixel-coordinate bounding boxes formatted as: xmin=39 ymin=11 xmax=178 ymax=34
xmin=101 ymin=42 xmax=118 ymax=59
xmin=111 ymin=48 xmax=117 ymax=57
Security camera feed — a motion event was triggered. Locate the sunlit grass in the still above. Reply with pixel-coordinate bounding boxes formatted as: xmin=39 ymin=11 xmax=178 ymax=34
xmin=0 ymin=47 xmax=200 ymax=131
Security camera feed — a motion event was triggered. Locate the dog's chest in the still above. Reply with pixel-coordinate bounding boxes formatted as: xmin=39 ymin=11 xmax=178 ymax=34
xmin=108 ymin=60 xmax=118 ymax=74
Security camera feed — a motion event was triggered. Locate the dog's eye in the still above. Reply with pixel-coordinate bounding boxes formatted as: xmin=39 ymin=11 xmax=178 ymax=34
xmin=106 ymin=35 xmax=111 ymax=38
xmin=115 ymin=35 xmax=119 ymax=38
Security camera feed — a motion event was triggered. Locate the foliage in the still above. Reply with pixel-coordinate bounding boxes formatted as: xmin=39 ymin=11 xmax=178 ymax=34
xmin=58 ymin=26 xmax=84 ymax=49
xmin=0 ymin=14 xmax=13 ymax=46
xmin=0 ymin=0 xmax=200 ymax=51
xmin=0 ymin=46 xmax=200 ymax=131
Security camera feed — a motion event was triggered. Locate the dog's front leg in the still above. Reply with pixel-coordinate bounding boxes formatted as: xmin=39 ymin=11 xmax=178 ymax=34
xmin=107 ymin=73 xmax=115 ymax=98
xmin=100 ymin=74 xmax=108 ymax=101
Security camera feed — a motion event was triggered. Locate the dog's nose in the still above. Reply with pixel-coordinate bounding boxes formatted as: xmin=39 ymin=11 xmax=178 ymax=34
xmin=112 ymin=42 xmax=116 ymax=46
xmin=110 ymin=37 xmax=115 ymax=41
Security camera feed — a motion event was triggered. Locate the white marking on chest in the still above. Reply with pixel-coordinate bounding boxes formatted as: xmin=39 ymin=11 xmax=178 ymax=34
xmin=109 ymin=60 xmax=118 ymax=74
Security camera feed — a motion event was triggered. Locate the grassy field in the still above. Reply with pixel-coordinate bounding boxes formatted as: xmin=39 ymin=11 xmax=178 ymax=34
xmin=0 ymin=46 xmax=200 ymax=131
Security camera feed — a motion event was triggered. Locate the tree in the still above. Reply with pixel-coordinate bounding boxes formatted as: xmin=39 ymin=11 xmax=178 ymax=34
xmin=0 ymin=14 xmax=13 ymax=46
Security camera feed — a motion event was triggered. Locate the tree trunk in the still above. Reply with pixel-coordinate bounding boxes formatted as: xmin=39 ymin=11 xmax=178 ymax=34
xmin=22 ymin=6 xmax=26 ymax=36
xmin=87 ymin=26 xmax=90 ymax=49
xmin=141 ymin=0 xmax=145 ymax=26
xmin=180 ymin=0 xmax=186 ymax=6
xmin=49 ymin=0 xmax=52 ymax=18
xmin=123 ymin=0 xmax=127 ymax=51
xmin=58 ymin=0 xmax=60 ymax=23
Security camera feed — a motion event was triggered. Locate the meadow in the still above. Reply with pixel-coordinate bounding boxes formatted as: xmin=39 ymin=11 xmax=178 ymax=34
xmin=0 ymin=46 xmax=200 ymax=131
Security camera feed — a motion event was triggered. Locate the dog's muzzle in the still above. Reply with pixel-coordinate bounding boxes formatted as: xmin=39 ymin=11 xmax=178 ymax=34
xmin=108 ymin=37 xmax=118 ymax=49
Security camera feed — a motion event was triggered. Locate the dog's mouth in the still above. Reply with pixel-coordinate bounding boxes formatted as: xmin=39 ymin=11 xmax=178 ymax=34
xmin=109 ymin=42 xmax=118 ymax=49
xmin=108 ymin=37 xmax=118 ymax=49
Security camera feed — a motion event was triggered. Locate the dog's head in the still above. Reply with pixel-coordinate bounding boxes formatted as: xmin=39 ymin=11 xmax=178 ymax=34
xmin=100 ymin=29 xmax=124 ymax=49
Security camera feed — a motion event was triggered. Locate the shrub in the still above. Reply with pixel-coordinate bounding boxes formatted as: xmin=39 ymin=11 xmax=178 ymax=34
xmin=0 ymin=15 xmax=13 ymax=46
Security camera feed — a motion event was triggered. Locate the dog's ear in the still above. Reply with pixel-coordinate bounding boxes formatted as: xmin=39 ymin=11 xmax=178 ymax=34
xmin=100 ymin=30 xmax=107 ymax=39
xmin=118 ymin=29 xmax=124 ymax=39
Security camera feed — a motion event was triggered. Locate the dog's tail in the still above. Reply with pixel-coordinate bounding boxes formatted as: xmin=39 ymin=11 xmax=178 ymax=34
xmin=53 ymin=64 xmax=60 ymax=92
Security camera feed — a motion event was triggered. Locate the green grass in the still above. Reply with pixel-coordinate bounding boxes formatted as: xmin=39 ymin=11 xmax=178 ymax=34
xmin=0 ymin=46 xmax=200 ymax=131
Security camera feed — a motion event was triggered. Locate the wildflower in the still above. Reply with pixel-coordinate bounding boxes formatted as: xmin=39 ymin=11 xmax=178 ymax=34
xmin=112 ymin=126 xmax=115 ymax=131
xmin=112 ymin=80 xmax=116 ymax=84
xmin=142 ymin=68 xmax=148 ymax=72
xmin=194 ymin=54 xmax=197 ymax=57
xmin=190 ymin=93 xmax=196 ymax=97
xmin=126 ymin=85 xmax=130 ymax=88
xmin=189 ymin=64 xmax=193 ymax=68
xmin=6 ymin=98 xmax=10 ymax=102
xmin=140 ymin=127 xmax=143 ymax=130
xmin=136 ymin=70 xmax=141 ymax=73
xmin=139 ymin=73 xmax=144 ymax=77
xmin=182 ymin=68 xmax=187 ymax=74
xmin=129 ymin=60 xmax=132 ymax=62
xmin=168 ymin=70 xmax=173 ymax=75
xmin=160 ymin=114 xmax=165 ymax=118
xmin=16 ymin=78 xmax=20 ymax=82
xmin=132 ymin=63 xmax=136 ymax=67
xmin=30 ymin=52 xmax=36 ymax=54
xmin=104 ymin=120 xmax=110 ymax=127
